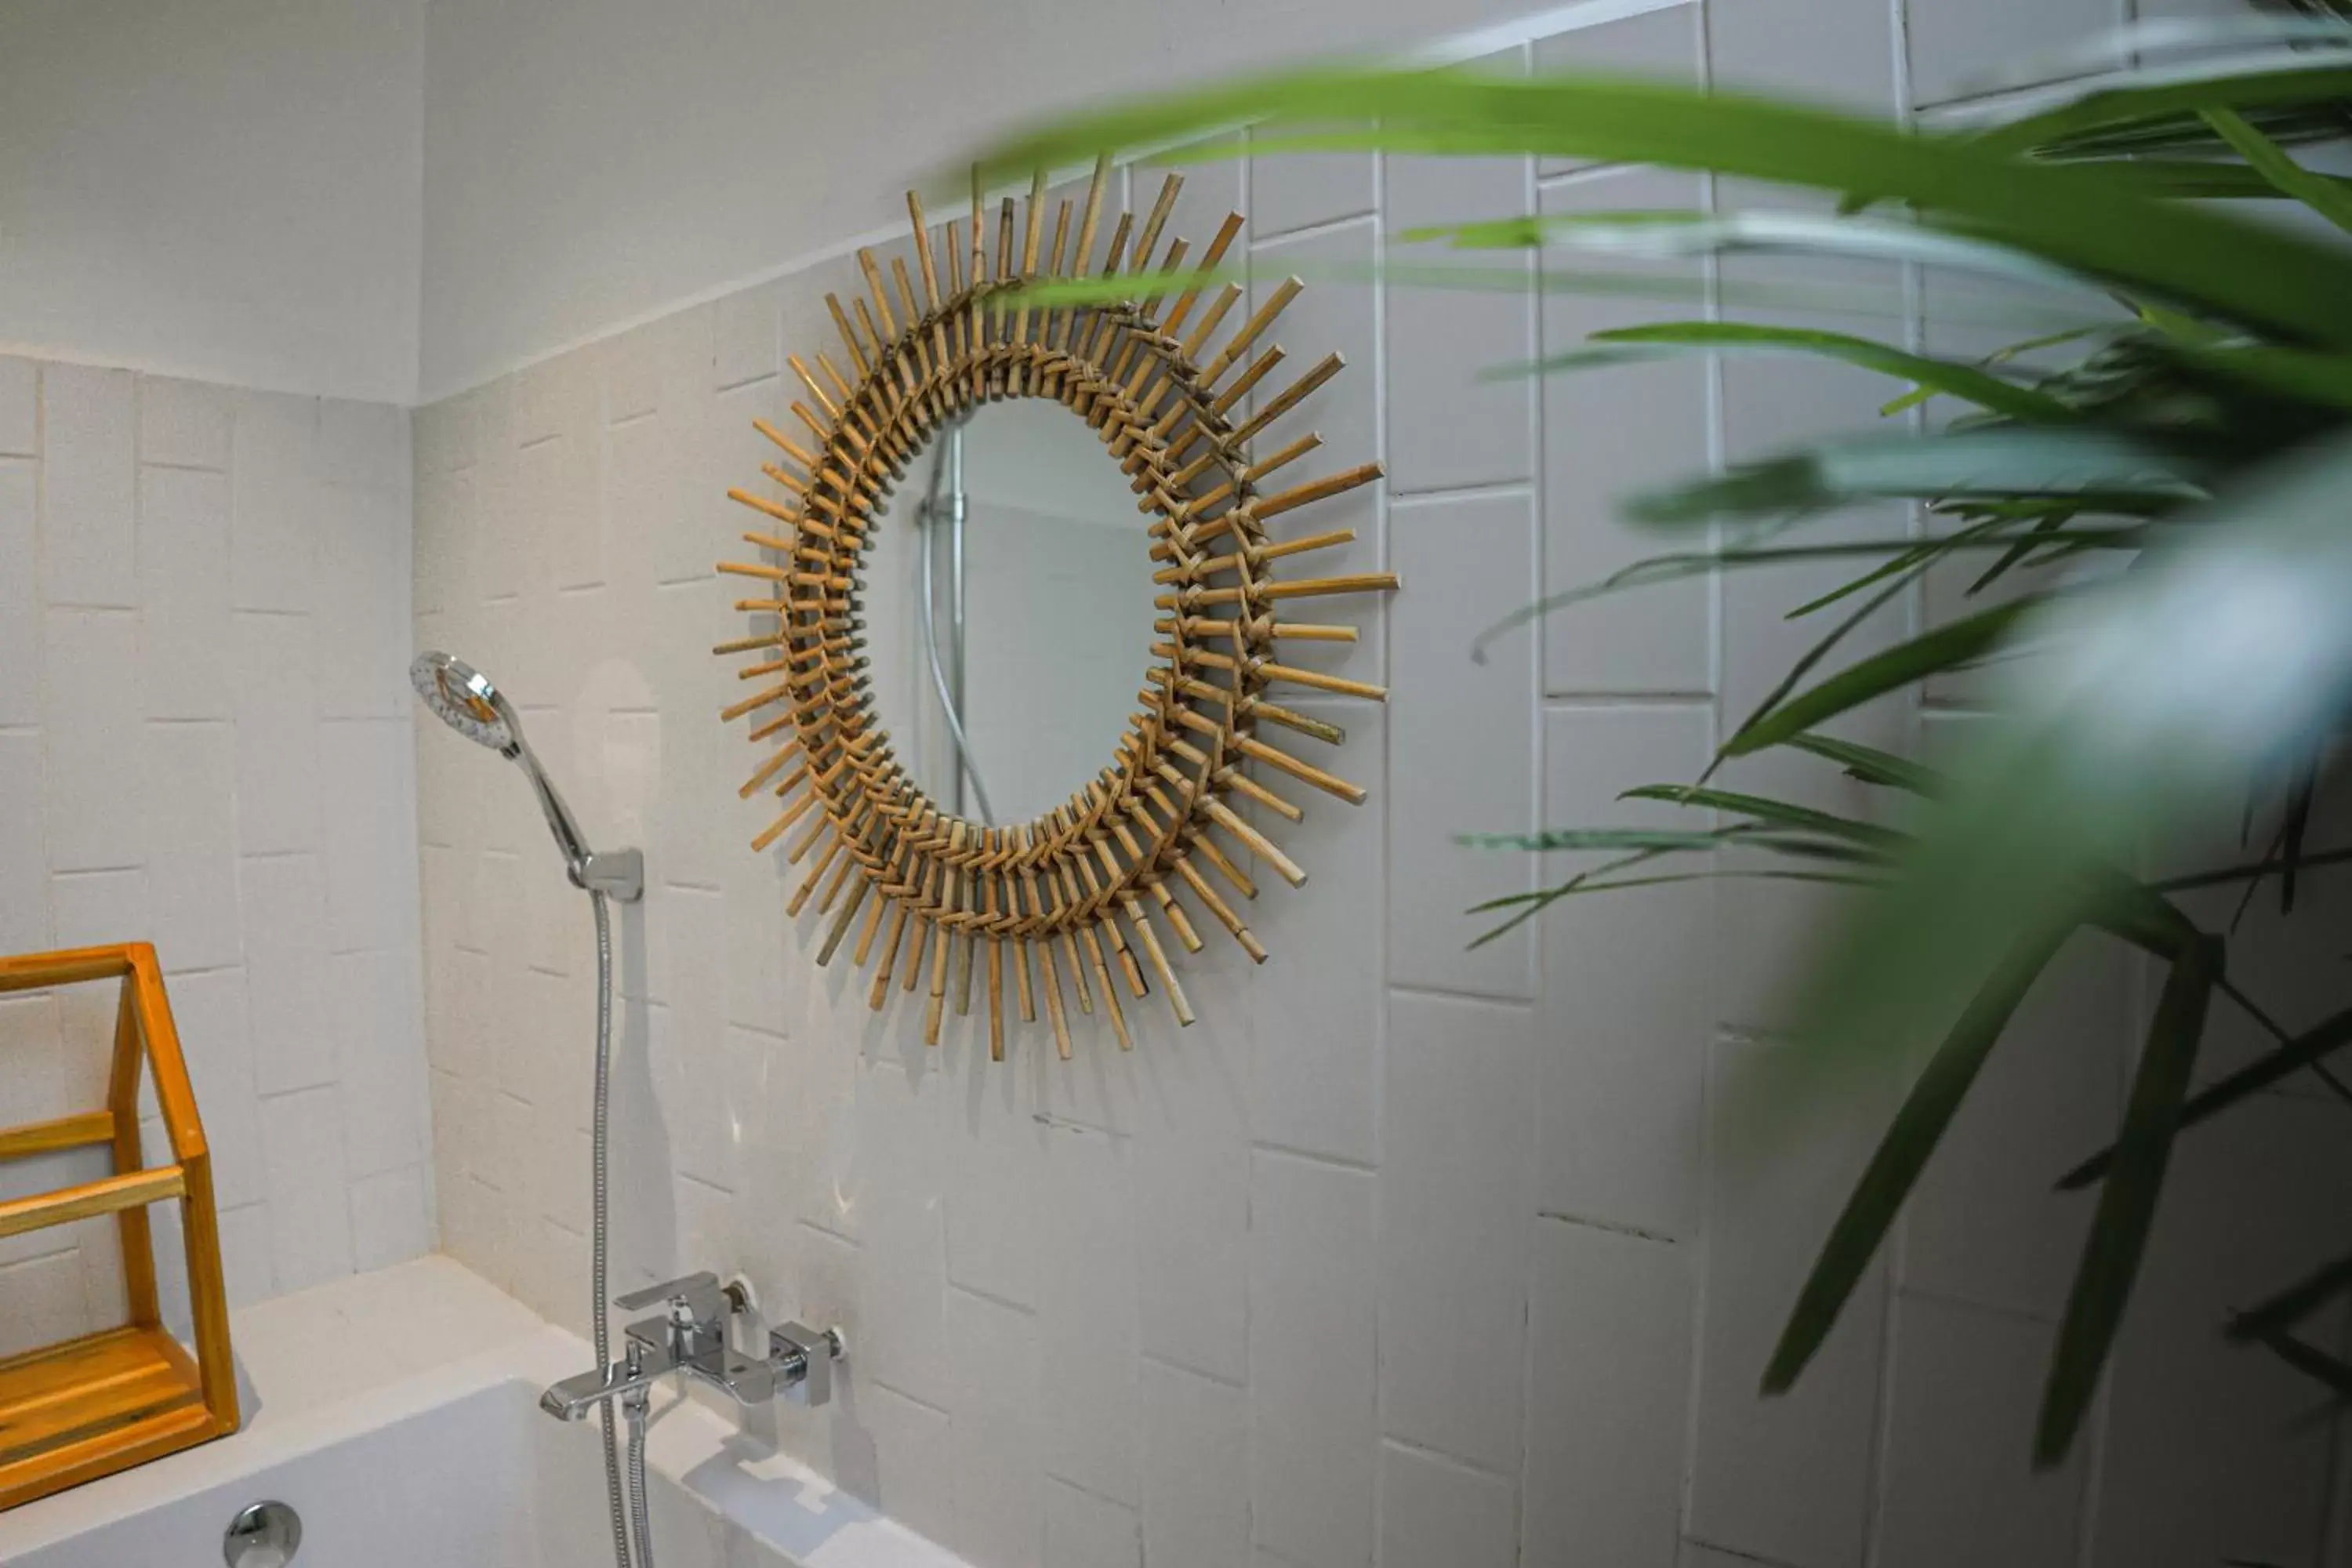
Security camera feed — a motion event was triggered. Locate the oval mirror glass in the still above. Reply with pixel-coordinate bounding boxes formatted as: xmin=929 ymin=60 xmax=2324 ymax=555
xmin=862 ymin=400 xmax=1158 ymax=826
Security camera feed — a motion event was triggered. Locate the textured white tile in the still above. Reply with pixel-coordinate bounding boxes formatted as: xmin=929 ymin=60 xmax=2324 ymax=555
xmin=140 ymin=377 xmax=231 ymax=470
xmin=41 ymin=364 xmax=136 ymax=608
xmin=857 ymin=1061 xmax=955 ymax=1410
xmin=1378 ymin=1444 xmax=1515 ymax=1568
xmin=713 ymin=281 xmax=783 ymax=391
xmin=1537 ymin=703 xmax=1713 ymax=1238
xmin=1709 ymin=0 xmax=1896 ymax=109
xmin=1525 ymin=1220 xmax=1691 ymax=1568
xmin=1538 ymin=168 xmax=1712 ymax=696
xmin=1142 ymin=1360 xmax=1250 ymax=1568
xmin=1042 ymin=1123 xmax=1141 ymax=1506
xmin=217 ymin=1200 xmax=278 ymax=1310
xmin=0 ymin=995 xmax=66 ymax=1130
xmin=318 ymin=398 xmax=411 ymax=495
xmin=942 ymin=1032 xmax=1047 ymax=1310
xmin=1381 ymin=992 xmax=1534 ymax=1472
xmin=230 ymin=390 xmax=320 ymax=614
xmin=142 ymin=721 xmax=242 ymax=973
xmin=1686 ymin=1037 xmax=1890 ymax=1568
xmin=240 ymin=852 xmax=336 ymax=1094
xmin=137 ymin=466 xmax=233 ymax=720
xmin=1133 ymin=1001 xmax=1251 ymax=1385
xmin=1250 ymin=1151 xmax=1376 ymax=1568
xmin=0 ymin=1252 xmax=93 ymax=1358
xmin=350 ymin=1163 xmax=435 ymax=1272
xmin=0 ymin=357 xmax=35 ymax=456
xmin=1383 ymin=54 xmax=1529 ymax=494
xmin=949 ymin=1285 xmax=1044 ymax=1568
xmin=42 ymin=609 xmax=144 ymax=871
xmin=1875 ymin=1295 xmax=2086 ymax=1568
xmin=1387 ymin=493 xmax=1537 ymax=998
xmin=1045 ymin=1479 xmax=1141 ymax=1568
xmin=158 ymin=964 xmax=266 ymax=1215
xmin=412 ymin=388 xmax=481 ymax=479
xmin=230 ymin=612 xmax=324 ymax=855
xmin=0 ymin=460 xmax=38 ymax=727
xmin=1900 ymin=933 xmax=2125 ymax=1321
xmin=859 ymin=1381 xmax=957 ymax=1546
xmin=49 ymin=866 xmax=150 ymax=953
xmin=2090 ymin=1092 xmax=2352 ymax=1568
xmin=521 ymin=430 xmax=606 ymax=594
xmin=335 ymin=946 xmax=429 ymax=1178
xmin=1251 ymin=146 xmax=1377 ymax=240
xmin=315 ymin=480 xmax=413 ymax=720
xmin=1907 ymin=0 xmax=2119 ymax=107
xmin=261 ymin=1083 xmax=354 ymax=1293
xmin=1534 ymin=5 xmax=1704 ymax=176
xmin=1247 ymin=704 xmax=1385 ymax=1167
xmin=0 ymin=735 xmax=48 ymax=956
xmin=320 ymin=717 xmax=419 ymax=953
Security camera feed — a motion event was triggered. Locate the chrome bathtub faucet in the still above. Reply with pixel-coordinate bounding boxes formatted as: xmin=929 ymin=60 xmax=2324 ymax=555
xmin=539 ymin=1271 xmax=847 ymax=1422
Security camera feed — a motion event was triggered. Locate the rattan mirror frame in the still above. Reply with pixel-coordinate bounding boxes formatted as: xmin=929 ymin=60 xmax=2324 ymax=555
xmin=714 ymin=162 xmax=1397 ymax=1058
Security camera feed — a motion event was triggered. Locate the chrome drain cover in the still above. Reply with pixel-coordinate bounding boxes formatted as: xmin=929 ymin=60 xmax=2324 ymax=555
xmin=223 ymin=1500 xmax=302 ymax=1566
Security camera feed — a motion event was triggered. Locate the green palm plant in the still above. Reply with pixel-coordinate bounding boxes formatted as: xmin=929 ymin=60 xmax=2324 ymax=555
xmin=962 ymin=10 xmax=2352 ymax=1465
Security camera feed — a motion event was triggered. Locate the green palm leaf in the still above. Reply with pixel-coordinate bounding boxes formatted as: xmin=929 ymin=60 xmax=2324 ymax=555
xmin=965 ymin=71 xmax=2352 ymax=344
xmin=2037 ymin=935 xmax=2217 ymax=1465
xmin=1765 ymin=922 xmax=2074 ymax=1396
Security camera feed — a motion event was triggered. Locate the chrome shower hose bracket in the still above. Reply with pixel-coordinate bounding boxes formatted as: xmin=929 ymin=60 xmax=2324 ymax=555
xmin=573 ymin=848 xmax=644 ymax=902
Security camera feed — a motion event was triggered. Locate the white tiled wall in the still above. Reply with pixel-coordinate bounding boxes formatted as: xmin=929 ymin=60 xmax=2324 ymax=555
xmin=0 ymin=357 xmax=430 ymax=1351
xmin=411 ymin=3 xmax=2352 ymax=1567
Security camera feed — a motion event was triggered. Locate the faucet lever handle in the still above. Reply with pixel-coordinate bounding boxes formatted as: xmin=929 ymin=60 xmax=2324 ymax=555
xmin=615 ymin=1271 xmax=723 ymax=1319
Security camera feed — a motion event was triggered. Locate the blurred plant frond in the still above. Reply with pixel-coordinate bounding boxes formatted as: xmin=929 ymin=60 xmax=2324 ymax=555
xmin=965 ymin=9 xmax=2352 ymax=1466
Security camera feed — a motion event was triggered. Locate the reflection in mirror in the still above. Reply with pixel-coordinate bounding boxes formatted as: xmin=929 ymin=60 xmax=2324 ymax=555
xmin=863 ymin=400 xmax=1157 ymax=826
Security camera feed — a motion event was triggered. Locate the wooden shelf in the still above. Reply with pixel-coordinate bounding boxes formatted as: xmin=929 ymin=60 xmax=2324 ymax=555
xmin=0 ymin=1327 xmax=227 ymax=1512
xmin=0 ymin=944 xmax=238 ymax=1511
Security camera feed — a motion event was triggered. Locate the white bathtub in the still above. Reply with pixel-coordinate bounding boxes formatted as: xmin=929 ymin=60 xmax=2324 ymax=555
xmin=0 ymin=1259 xmax=961 ymax=1568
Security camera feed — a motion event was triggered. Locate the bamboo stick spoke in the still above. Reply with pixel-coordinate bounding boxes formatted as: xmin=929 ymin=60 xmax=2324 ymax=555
xmin=718 ymin=179 xmax=1396 ymax=1053
xmin=1039 ymin=938 xmax=1074 ymax=1059
xmin=1122 ymin=895 xmax=1193 ymax=1027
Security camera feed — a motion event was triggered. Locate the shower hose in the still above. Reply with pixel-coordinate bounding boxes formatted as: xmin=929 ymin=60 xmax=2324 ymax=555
xmin=588 ymin=890 xmax=651 ymax=1568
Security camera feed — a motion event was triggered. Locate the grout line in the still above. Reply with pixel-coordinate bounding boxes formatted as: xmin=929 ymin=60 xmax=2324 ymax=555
xmin=1682 ymin=1537 xmax=1806 ymax=1568
xmin=1386 ymin=981 xmax=1535 ymax=1010
xmin=1388 ymin=478 xmax=1534 ymax=506
xmin=946 ymin=1278 xmax=1037 ymax=1319
xmin=866 ymin=1376 xmax=953 ymax=1420
xmin=1543 ymin=691 xmax=1715 ymax=709
xmin=1891 ymin=1282 xmax=2060 ymax=1330
xmin=1534 ymin=1208 xmax=1679 ymax=1244
xmin=1249 ymin=1140 xmax=1376 ymax=1177
xmin=1138 ymin=1348 xmax=1247 ymax=1392
xmin=1410 ymin=0 xmax=1694 ymax=66
xmin=1250 ymin=206 xmax=1380 ymax=251
xmin=1378 ymin=1432 xmax=1518 ymax=1486
xmin=677 ymin=1169 xmax=734 ymax=1200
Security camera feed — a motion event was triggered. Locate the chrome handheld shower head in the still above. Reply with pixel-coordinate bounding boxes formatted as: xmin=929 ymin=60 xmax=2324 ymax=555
xmin=408 ymin=651 xmax=643 ymax=902
xmin=411 ymin=651 xmax=518 ymax=753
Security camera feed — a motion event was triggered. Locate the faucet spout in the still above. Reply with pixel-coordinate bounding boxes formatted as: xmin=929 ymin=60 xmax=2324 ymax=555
xmin=539 ymin=1355 xmax=672 ymax=1422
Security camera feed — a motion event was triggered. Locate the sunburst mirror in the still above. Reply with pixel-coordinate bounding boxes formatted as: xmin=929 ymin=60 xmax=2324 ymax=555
xmin=713 ymin=161 xmax=1397 ymax=1059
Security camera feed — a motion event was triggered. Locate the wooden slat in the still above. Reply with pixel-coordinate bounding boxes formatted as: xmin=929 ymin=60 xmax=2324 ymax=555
xmin=0 ymin=1327 xmax=217 ymax=1508
xmin=0 ymin=1111 xmax=115 ymax=1163
xmin=125 ymin=946 xmax=207 ymax=1162
xmin=0 ymin=947 xmax=239 ymax=1508
xmin=0 ymin=1165 xmax=185 ymax=1243
xmin=0 ymin=946 xmax=131 ymax=996
xmin=109 ymin=973 xmax=161 ymax=1327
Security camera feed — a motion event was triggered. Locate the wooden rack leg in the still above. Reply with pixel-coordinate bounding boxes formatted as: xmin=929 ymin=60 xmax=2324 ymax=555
xmin=108 ymin=978 xmax=159 ymax=1327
